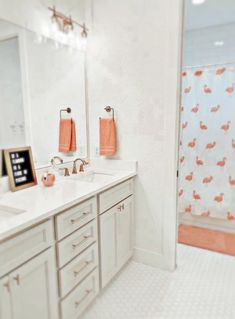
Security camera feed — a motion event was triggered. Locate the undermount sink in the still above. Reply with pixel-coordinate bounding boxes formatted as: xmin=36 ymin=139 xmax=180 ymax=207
xmin=0 ymin=205 xmax=25 ymax=219
xmin=68 ymin=171 xmax=115 ymax=183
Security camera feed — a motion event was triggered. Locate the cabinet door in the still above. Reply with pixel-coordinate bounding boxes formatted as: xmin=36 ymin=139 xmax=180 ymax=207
xmin=116 ymin=196 xmax=133 ymax=269
xmin=0 ymin=276 xmax=12 ymax=319
xmin=10 ymin=249 xmax=58 ymax=319
xmin=99 ymin=208 xmax=117 ymax=288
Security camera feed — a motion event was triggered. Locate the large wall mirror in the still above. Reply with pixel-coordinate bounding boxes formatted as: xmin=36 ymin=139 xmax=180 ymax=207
xmin=0 ymin=18 xmax=87 ymax=176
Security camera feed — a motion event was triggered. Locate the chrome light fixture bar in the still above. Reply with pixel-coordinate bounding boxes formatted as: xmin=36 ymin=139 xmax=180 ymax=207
xmin=48 ymin=6 xmax=88 ymax=37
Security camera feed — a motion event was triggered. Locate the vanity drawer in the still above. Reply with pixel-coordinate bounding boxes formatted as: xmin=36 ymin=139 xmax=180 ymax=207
xmin=57 ymin=220 xmax=97 ymax=268
xmin=59 ymin=243 xmax=98 ymax=298
xmin=99 ymin=179 xmax=133 ymax=213
xmin=56 ymin=197 xmax=97 ymax=240
xmin=60 ymin=268 xmax=99 ymax=319
xmin=0 ymin=220 xmax=53 ymax=277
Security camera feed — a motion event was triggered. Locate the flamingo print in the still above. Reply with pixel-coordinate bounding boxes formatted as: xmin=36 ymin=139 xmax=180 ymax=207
xmin=229 ymin=176 xmax=235 ymax=186
xmin=204 ymin=85 xmax=212 ymax=94
xmin=193 ymin=190 xmax=201 ymax=201
xmin=214 ymin=193 xmax=224 ymax=203
xmin=221 ymin=121 xmax=231 ymax=132
xmin=188 ymin=138 xmax=196 ymax=148
xmin=196 ymin=156 xmax=204 ymax=166
xmin=191 ymin=104 xmax=199 ymax=113
xmin=194 ymin=70 xmax=203 ymax=77
xmin=216 ymin=67 xmax=226 ymax=75
xmin=182 ymin=122 xmax=188 ymax=129
xmin=206 ymin=142 xmax=216 ymax=150
xmin=184 ymin=205 xmax=192 ymax=214
xmin=201 ymin=211 xmax=210 ymax=217
xmin=179 ymin=156 xmax=185 ymax=164
xmin=180 ymin=106 xmax=184 ymax=112
xmin=200 ymin=121 xmax=208 ymax=130
xmin=178 ymin=189 xmax=184 ymax=197
xmin=203 ymin=176 xmax=213 ymax=184
xmin=182 ymin=71 xmax=187 ymax=77
xmin=217 ymin=157 xmax=227 ymax=167
xmin=184 ymin=86 xmax=191 ymax=94
xmin=227 ymin=212 xmax=235 ymax=220
xmin=225 ymin=83 xmax=235 ymax=94
xmin=185 ymin=172 xmax=193 ymax=182
xmin=210 ymin=105 xmax=220 ymax=113
xmin=232 ymin=140 xmax=235 ymax=149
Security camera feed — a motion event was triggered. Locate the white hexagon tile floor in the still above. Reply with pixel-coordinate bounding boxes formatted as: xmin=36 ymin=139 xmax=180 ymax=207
xmin=82 ymin=244 xmax=235 ymax=319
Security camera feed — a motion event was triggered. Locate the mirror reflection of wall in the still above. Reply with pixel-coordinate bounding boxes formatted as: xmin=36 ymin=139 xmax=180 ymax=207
xmin=0 ymin=18 xmax=87 ymax=176
xmin=0 ymin=36 xmax=25 ymax=149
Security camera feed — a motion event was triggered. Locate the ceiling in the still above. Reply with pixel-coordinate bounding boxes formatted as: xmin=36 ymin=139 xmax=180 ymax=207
xmin=184 ymin=0 xmax=235 ymax=31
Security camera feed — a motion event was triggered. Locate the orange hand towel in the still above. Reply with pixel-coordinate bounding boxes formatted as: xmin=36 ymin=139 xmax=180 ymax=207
xmin=59 ymin=119 xmax=77 ymax=153
xmin=99 ymin=118 xmax=117 ymax=156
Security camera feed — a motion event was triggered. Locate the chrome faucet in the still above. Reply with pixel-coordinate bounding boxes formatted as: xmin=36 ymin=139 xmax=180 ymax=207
xmin=72 ymin=158 xmax=89 ymax=174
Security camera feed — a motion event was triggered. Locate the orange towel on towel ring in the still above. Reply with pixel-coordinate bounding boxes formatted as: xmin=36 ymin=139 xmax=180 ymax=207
xmin=99 ymin=118 xmax=117 ymax=156
xmin=59 ymin=119 xmax=77 ymax=153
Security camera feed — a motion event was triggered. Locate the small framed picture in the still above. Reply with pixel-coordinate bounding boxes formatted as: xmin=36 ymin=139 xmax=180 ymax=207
xmin=4 ymin=146 xmax=37 ymax=192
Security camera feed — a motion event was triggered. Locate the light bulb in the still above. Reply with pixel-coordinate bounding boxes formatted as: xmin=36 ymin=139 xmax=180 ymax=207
xmin=192 ymin=0 xmax=205 ymax=5
xmin=214 ymin=41 xmax=224 ymax=47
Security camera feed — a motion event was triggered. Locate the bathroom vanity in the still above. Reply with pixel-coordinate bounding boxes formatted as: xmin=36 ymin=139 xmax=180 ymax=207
xmin=0 ymin=166 xmax=136 ymax=319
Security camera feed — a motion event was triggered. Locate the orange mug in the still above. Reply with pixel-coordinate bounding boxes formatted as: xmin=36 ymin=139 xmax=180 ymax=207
xmin=41 ymin=173 xmax=55 ymax=187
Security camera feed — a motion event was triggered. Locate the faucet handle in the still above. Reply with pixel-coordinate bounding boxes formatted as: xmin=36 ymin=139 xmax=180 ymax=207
xmin=72 ymin=162 xmax=77 ymax=174
xmin=59 ymin=167 xmax=70 ymax=177
xmin=64 ymin=168 xmax=70 ymax=176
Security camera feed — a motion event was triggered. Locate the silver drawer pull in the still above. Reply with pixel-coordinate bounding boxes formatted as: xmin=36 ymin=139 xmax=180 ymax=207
xmin=70 ymin=211 xmax=91 ymax=224
xmin=72 ymin=235 xmax=91 ymax=249
xmin=73 ymin=261 xmax=91 ymax=277
xmin=75 ymin=289 xmax=92 ymax=308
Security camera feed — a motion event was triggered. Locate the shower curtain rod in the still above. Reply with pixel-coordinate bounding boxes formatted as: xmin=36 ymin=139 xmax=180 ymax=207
xmin=184 ymin=61 xmax=235 ymax=69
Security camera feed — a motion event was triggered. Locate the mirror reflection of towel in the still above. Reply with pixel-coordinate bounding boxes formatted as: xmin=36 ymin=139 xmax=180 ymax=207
xmin=99 ymin=118 xmax=117 ymax=156
xmin=59 ymin=119 xmax=77 ymax=153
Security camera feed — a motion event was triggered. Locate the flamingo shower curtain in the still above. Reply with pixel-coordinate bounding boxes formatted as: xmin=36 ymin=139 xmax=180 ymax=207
xmin=178 ymin=65 xmax=235 ymax=221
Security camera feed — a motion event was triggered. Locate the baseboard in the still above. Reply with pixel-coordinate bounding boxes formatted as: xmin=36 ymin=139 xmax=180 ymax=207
xmin=133 ymin=247 xmax=175 ymax=271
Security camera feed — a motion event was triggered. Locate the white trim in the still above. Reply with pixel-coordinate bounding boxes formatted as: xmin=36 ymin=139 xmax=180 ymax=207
xmin=133 ymin=247 xmax=174 ymax=271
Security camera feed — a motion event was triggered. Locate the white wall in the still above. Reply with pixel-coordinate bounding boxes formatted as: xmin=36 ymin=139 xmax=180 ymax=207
xmin=183 ymin=23 xmax=235 ymax=67
xmin=86 ymin=0 xmax=183 ymax=270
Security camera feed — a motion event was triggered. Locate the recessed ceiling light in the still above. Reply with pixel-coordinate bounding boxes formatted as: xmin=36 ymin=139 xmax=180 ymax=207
xmin=192 ymin=0 xmax=205 ymax=5
xmin=214 ymin=41 xmax=224 ymax=47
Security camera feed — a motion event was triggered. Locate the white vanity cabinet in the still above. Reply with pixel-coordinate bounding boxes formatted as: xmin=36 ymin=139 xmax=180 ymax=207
xmin=99 ymin=179 xmax=134 ymax=288
xmin=0 ymin=176 xmax=135 ymax=319
xmin=0 ymin=221 xmax=58 ymax=319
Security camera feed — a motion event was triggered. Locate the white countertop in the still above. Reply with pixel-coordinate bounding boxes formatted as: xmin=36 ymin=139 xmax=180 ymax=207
xmin=0 ymin=163 xmax=136 ymax=242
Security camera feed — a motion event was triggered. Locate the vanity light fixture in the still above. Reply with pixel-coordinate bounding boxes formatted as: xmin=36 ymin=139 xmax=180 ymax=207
xmin=192 ymin=0 xmax=205 ymax=5
xmin=48 ymin=6 xmax=88 ymax=37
